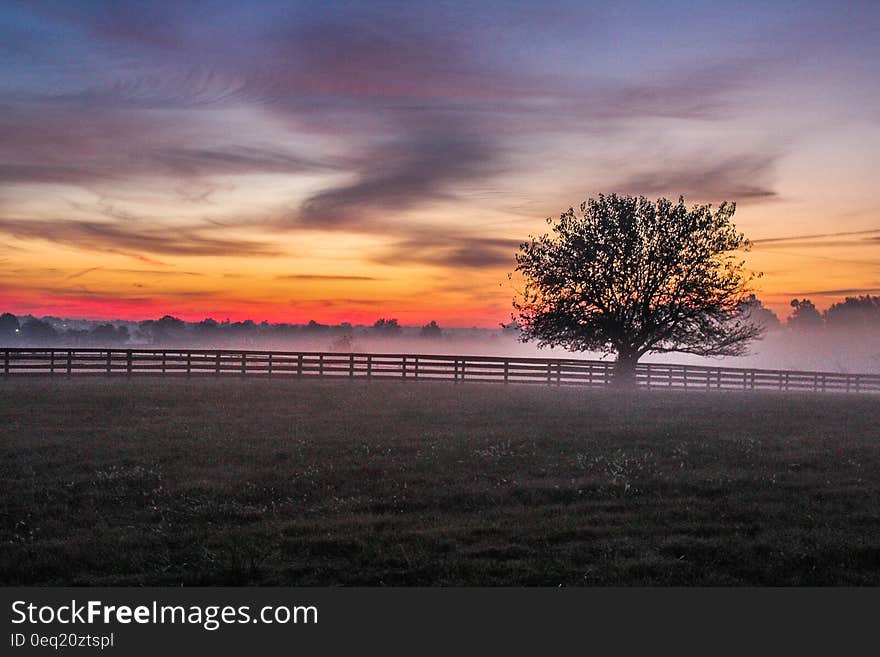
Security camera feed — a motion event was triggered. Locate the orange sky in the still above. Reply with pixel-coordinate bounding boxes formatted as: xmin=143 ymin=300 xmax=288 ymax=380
xmin=1 ymin=2 xmax=879 ymax=326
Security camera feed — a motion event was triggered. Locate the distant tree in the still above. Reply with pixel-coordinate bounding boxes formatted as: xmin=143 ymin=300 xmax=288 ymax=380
xmin=303 ymin=319 xmax=329 ymax=333
xmin=736 ymin=294 xmax=780 ymax=330
xmin=788 ymin=299 xmax=823 ymax=331
xmin=0 ymin=313 xmax=19 ymax=340
xmin=420 ymin=320 xmax=443 ymax=339
xmin=139 ymin=315 xmax=187 ymax=344
xmin=20 ymin=317 xmax=58 ymax=342
xmin=89 ymin=323 xmax=129 ymax=344
xmin=823 ymin=295 xmax=880 ymax=331
xmin=500 ymin=320 xmax=522 ymax=336
xmin=372 ymin=318 xmax=402 ymax=337
xmin=513 ymin=194 xmax=763 ymax=385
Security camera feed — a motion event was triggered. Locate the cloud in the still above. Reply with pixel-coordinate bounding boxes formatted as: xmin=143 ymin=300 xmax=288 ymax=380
xmin=611 ymin=153 xmax=779 ymax=202
xmin=0 ymin=101 xmax=329 ymax=186
xmin=296 ymin=115 xmax=500 ymax=229
xmin=373 ymin=232 xmax=520 ymax=269
xmin=275 ymin=274 xmax=379 ymax=281
xmin=781 ymin=287 xmax=880 ymax=296
xmin=0 ymin=218 xmax=282 ymax=257
xmin=752 ymin=228 xmax=880 ymax=245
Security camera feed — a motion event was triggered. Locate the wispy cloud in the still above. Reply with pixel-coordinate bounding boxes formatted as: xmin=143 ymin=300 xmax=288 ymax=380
xmin=297 ymin=114 xmax=500 ymax=229
xmin=612 ymin=153 xmax=779 ymax=202
xmin=373 ymin=231 xmax=521 ymax=269
xmin=275 ymin=274 xmax=379 ymax=281
xmin=781 ymin=287 xmax=880 ymax=296
xmin=752 ymin=228 xmax=880 ymax=244
xmin=0 ymin=218 xmax=282 ymax=257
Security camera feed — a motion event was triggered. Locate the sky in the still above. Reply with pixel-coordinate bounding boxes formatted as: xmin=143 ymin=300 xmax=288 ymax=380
xmin=1 ymin=0 xmax=879 ymax=327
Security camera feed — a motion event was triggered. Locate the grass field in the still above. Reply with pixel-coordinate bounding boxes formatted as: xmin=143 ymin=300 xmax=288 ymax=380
xmin=1 ymin=377 xmax=878 ymax=585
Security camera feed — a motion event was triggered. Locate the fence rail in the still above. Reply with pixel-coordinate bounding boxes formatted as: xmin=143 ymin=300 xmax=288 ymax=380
xmin=3 ymin=347 xmax=879 ymax=394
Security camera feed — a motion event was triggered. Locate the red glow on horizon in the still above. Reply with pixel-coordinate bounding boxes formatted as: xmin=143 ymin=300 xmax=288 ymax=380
xmin=0 ymin=292 xmax=509 ymax=329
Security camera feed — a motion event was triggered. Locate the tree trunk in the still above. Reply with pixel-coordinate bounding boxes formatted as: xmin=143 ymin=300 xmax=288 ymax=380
xmin=613 ymin=350 xmax=639 ymax=388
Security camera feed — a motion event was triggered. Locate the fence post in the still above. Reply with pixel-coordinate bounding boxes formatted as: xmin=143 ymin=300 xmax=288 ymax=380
xmin=402 ymin=355 xmax=407 ymax=379
xmin=67 ymin=350 xmax=72 ymax=375
xmin=645 ymin=363 xmax=651 ymax=389
xmin=162 ymin=351 xmax=166 ymax=374
xmin=367 ymin=355 xmax=372 ymax=378
xmin=414 ymin=356 xmax=419 ymax=379
xmin=604 ymin=363 xmax=610 ymax=387
xmin=215 ymin=352 xmax=221 ymax=376
xmin=683 ymin=365 xmax=688 ymax=389
xmin=127 ymin=350 xmax=132 ymax=375
xmin=556 ymin=362 xmax=562 ymax=386
xmin=187 ymin=352 xmax=192 ymax=375
xmin=319 ymin=354 xmax=324 ymax=376
xmin=106 ymin=350 xmax=111 ymax=373
xmin=297 ymin=354 xmax=303 ymax=377
xmin=855 ymin=375 xmax=861 ymax=393
xmin=453 ymin=358 xmax=459 ymax=383
xmin=350 ymin=354 xmax=354 ymax=378
xmin=546 ymin=362 xmax=552 ymax=385
xmin=461 ymin=359 xmax=466 ymax=382
xmin=3 ymin=349 xmax=8 ymax=376
xmin=504 ymin=359 xmax=509 ymax=384
xmin=268 ymin=353 xmax=273 ymax=376
xmin=821 ymin=374 xmax=826 ymax=392
xmin=241 ymin=352 xmax=246 ymax=375
xmin=50 ymin=350 xmax=55 ymax=374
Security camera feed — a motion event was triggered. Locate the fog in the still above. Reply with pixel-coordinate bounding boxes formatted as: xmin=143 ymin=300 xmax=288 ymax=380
xmin=2 ymin=313 xmax=878 ymax=374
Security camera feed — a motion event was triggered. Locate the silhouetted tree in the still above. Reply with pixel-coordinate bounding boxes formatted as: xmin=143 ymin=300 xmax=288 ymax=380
xmin=823 ymin=295 xmax=880 ymax=331
xmin=138 ymin=315 xmax=187 ymax=344
xmin=89 ymin=323 xmax=129 ymax=344
xmin=420 ymin=320 xmax=443 ymax=339
xmin=372 ymin=318 xmax=402 ymax=337
xmin=303 ymin=319 xmax=329 ymax=334
xmin=513 ymin=194 xmax=762 ymax=385
xmin=788 ymin=299 xmax=822 ymax=331
xmin=736 ymin=294 xmax=780 ymax=330
xmin=20 ymin=317 xmax=57 ymax=342
xmin=0 ymin=313 xmax=19 ymax=340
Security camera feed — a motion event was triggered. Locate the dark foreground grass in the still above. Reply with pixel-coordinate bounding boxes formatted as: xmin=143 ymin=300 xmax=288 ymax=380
xmin=1 ymin=377 xmax=879 ymax=585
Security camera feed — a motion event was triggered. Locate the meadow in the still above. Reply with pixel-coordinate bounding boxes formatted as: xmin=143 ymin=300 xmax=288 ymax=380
xmin=1 ymin=377 xmax=878 ymax=585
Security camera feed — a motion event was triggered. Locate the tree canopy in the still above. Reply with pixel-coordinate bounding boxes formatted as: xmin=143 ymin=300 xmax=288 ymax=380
xmin=513 ymin=194 xmax=763 ymax=384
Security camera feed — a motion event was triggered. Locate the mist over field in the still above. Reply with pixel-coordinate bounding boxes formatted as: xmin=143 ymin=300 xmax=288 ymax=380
xmin=2 ymin=313 xmax=878 ymax=374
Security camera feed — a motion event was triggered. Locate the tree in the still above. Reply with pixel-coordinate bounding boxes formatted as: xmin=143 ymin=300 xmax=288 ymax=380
xmin=736 ymin=294 xmax=780 ymax=331
xmin=89 ymin=323 xmax=129 ymax=345
xmin=513 ymin=194 xmax=763 ymax=386
xmin=823 ymin=295 xmax=880 ymax=331
xmin=420 ymin=320 xmax=443 ymax=339
xmin=0 ymin=313 xmax=20 ymax=340
xmin=20 ymin=317 xmax=58 ymax=342
xmin=787 ymin=299 xmax=822 ymax=331
xmin=372 ymin=318 xmax=402 ymax=337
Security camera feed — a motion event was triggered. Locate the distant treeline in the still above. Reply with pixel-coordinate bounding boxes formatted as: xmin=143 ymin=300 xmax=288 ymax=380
xmin=1 ymin=294 xmax=878 ymax=347
xmin=0 ymin=314 xmax=493 ymax=347
xmin=738 ymin=294 xmax=880 ymax=332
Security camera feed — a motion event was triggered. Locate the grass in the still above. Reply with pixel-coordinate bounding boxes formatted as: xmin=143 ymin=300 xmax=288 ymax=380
xmin=1 ymin=377 xmax=879 ymax=585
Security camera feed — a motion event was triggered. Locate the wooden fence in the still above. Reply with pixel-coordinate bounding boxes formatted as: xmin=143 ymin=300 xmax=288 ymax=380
xmin=2 ymin=347 xmax=879 ymax=394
